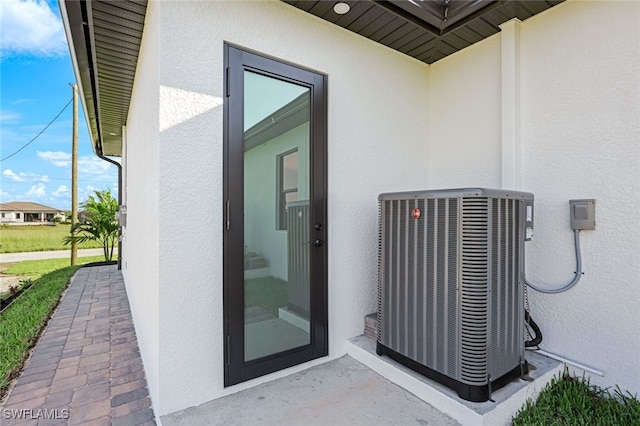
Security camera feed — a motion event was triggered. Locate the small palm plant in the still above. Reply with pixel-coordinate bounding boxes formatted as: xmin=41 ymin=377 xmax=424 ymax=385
xmin=64 ymin=189 xmax=119 ymax=261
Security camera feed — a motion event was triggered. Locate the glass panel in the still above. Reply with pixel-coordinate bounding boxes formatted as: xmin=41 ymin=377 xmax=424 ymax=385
xmin=282 ymin=151 xmax=298 ymax=190
xmin=243 ymin=71 xmax=311 ymax=361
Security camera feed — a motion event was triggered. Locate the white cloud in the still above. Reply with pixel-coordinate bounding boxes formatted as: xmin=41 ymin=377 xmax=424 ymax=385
xmin=0 ymin=0 xmax=67 ymax=57
xmin=52 ymin=185 xmax=69 ymax=197
xmin=79 ymin=157 xmax=113 ymax=175
xmin=37 ymin=150 xmax=115 ymax=176
xmin=2 ymin=168 xmax=50 ymax=182
xmin=0 ymin=110 xmax=21 ymax=123
xmin=2 ymin=169 xmax=25 ymax=182
xmin=37 ymin=150 xmax=71 ymax=166
xmin=26 ymin=182 xmax=46 ymax=198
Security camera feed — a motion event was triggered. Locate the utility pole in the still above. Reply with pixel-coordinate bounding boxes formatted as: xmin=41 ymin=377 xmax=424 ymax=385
xmin=71 ymin=84 xmax=78 ymax=265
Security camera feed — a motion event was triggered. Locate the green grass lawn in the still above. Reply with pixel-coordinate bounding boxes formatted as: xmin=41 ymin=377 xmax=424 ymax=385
xmin=513 ymin=370 xmax=640 ymax=425
xmin=0 ymin=224 xmax=102 ymax=253
xmin=2 ymin=256 xmax=105 ymax=281
xmin=245 ymin=276 xmax=288 ymax=316
xmin=0 ymin=256 xmax=103 ymax=398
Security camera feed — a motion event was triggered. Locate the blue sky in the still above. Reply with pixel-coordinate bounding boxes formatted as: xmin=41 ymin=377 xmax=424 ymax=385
xmin=0 ymin=0 xmax=118 ymax=211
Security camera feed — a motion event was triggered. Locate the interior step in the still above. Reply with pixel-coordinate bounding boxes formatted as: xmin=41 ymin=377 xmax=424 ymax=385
xmin=244 ymin=252 xmax=269 ymax=270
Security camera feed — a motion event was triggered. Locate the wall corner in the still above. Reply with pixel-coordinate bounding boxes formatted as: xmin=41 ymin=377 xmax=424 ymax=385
xmin=500 ymin=18 xmax=522 ymax=190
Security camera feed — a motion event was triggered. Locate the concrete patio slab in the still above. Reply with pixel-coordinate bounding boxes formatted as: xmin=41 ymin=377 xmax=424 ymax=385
xmin=161 ymin=355 xmax=461 ymax=426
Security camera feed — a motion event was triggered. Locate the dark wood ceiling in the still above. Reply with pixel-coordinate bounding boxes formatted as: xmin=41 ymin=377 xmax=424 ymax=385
xmin=283 ymin=0 xmax=564 ymax=64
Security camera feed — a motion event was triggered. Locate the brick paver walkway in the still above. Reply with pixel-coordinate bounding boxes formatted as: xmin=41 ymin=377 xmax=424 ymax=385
xmin=1 ymin=265 xmax=155 ymax=425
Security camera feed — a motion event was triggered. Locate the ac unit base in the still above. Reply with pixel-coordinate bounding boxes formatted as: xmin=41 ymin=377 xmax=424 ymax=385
xmin=376 ymin=342 xmax=528 ymax=402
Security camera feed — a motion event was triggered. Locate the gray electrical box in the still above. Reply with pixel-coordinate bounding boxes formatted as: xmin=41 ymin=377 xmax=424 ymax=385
xmin=569 ymin=199 xmax=595 ymax=230
xmin=117 ymin=205 xmax=127 ymax=227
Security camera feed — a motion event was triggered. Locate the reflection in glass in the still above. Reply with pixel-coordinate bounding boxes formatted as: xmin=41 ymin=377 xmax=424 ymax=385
xmin=282 ymin=151 xmax=298 ymax=190
xmin=278 ymin=150 xmax=298 ymax=230
xmin=243 ymin=71 xmax=311 ymax=361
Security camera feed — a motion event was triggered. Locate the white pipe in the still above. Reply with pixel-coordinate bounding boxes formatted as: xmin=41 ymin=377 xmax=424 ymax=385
xmin=533 ymin=348 xmax=604 ymax=377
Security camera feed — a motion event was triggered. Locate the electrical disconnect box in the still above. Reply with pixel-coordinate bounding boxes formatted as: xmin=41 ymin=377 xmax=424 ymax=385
xmin=569 ymin=199 xmax=595 ymax=230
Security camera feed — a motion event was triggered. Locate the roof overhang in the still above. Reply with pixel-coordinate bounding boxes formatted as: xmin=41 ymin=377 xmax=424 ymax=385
xmin=60 ymin=1 xmax=562 ymax=158
xmin=284 ymin=1 xmax=564 ymax=64
xmin=60 ymin=0 xmax=147 ymax=157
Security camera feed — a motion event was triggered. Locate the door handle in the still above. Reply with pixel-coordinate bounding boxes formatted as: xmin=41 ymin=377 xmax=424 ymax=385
xmin=313 ymin=239 xmax=324 ymax=247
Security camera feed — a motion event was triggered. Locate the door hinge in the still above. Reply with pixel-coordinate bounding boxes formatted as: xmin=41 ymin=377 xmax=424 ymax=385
xmin=225 ymin=67 xmax=230 ymax=97
xmin=226 ymin=334 xmax=231 ymax=365
xmin=226 ymin=200 xmax=230 ymax=230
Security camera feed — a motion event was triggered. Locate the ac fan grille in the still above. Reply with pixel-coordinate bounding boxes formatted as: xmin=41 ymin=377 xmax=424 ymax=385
xmin=378 ymin=197 xmax=459 ymax=378
xmin=489 ymin=198 xmax=523 ymax=379
xmin=460 ymin=198 xmax=489 ymax=384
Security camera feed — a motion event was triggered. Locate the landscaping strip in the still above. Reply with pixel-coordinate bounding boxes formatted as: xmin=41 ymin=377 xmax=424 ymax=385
xmin=0 ymin=265 xmax=80 ymax=398
xmin=0 ymin=279 xmax=34 ymax=312
xmin=513 ymin=369 xmax=640 ymax=425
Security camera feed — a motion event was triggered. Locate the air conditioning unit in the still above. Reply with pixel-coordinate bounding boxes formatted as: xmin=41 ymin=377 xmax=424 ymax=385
xmin=376 ymin=188 xmax=534 ymax=402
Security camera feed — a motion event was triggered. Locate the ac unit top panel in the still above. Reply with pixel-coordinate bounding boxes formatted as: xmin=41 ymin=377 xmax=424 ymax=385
xmin=378 ymin=187 xmax=534 ymax=202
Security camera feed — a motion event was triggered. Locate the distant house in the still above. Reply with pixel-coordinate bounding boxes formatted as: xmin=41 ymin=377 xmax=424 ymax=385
xmin=0 ymin=202 xmax=64 ymax=225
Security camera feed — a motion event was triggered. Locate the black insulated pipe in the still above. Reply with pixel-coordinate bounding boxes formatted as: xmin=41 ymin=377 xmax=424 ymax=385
xmin=524 ymin=310 xmax=543 ymax=348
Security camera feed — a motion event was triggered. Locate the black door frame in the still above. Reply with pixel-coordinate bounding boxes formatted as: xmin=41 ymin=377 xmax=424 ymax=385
xmin=223 ymin=43 xmax=328 ymax=386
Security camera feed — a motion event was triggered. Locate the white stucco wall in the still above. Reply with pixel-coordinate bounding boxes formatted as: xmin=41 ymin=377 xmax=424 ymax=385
xmin=121 ymin=0 xmax=161 ymax=409
xmin=429 ymin=0 xmax=640 ymax=395
xmin=124 ymin=0 xmax=639 ymax=417
xmin=0 ymin=212 xmax=21 ymax=223
xmin=124 ymin=0 xmax=430 ymax=416
xmin=428 ymin=33 xmax=502 ymax=188
xmin=519 ymin=0 xmax=640 ymax=395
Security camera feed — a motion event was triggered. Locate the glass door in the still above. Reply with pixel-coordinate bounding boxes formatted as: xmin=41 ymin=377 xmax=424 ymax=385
xmin=243 ymin=71 xmax=311 ymax=361
xmin=224 ymin=45 xmax=327 ymax=386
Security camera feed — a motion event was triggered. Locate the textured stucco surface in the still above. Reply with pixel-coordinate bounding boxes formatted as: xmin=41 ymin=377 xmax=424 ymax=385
xmin=429 ymin=0 xmax=640 ymax=395
xmin=123 ymin=0 xmax=640 ymax=417
xmin=121 ymin=0 xmax=161 ymax=409
xmin=428 ymin=33 xmax=502 ymax=188
xmin=519 ymin=0 xmax=640 ymax=394
xmin=124 ymin=0 xmax=430 ymax=416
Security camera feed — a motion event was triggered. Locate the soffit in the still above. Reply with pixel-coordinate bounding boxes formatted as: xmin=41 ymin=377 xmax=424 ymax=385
xmin=62 ymin=0 xmax=563 ymax=157
xmin=61 ymin=0 xmax=147 ymax=157
xmin=282 ymin=0 xmax=563 ymax=64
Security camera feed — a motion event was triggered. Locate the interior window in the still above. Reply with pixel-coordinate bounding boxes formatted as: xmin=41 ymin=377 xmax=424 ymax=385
xmin=278 ymin=149 xmax=298 ymax=230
